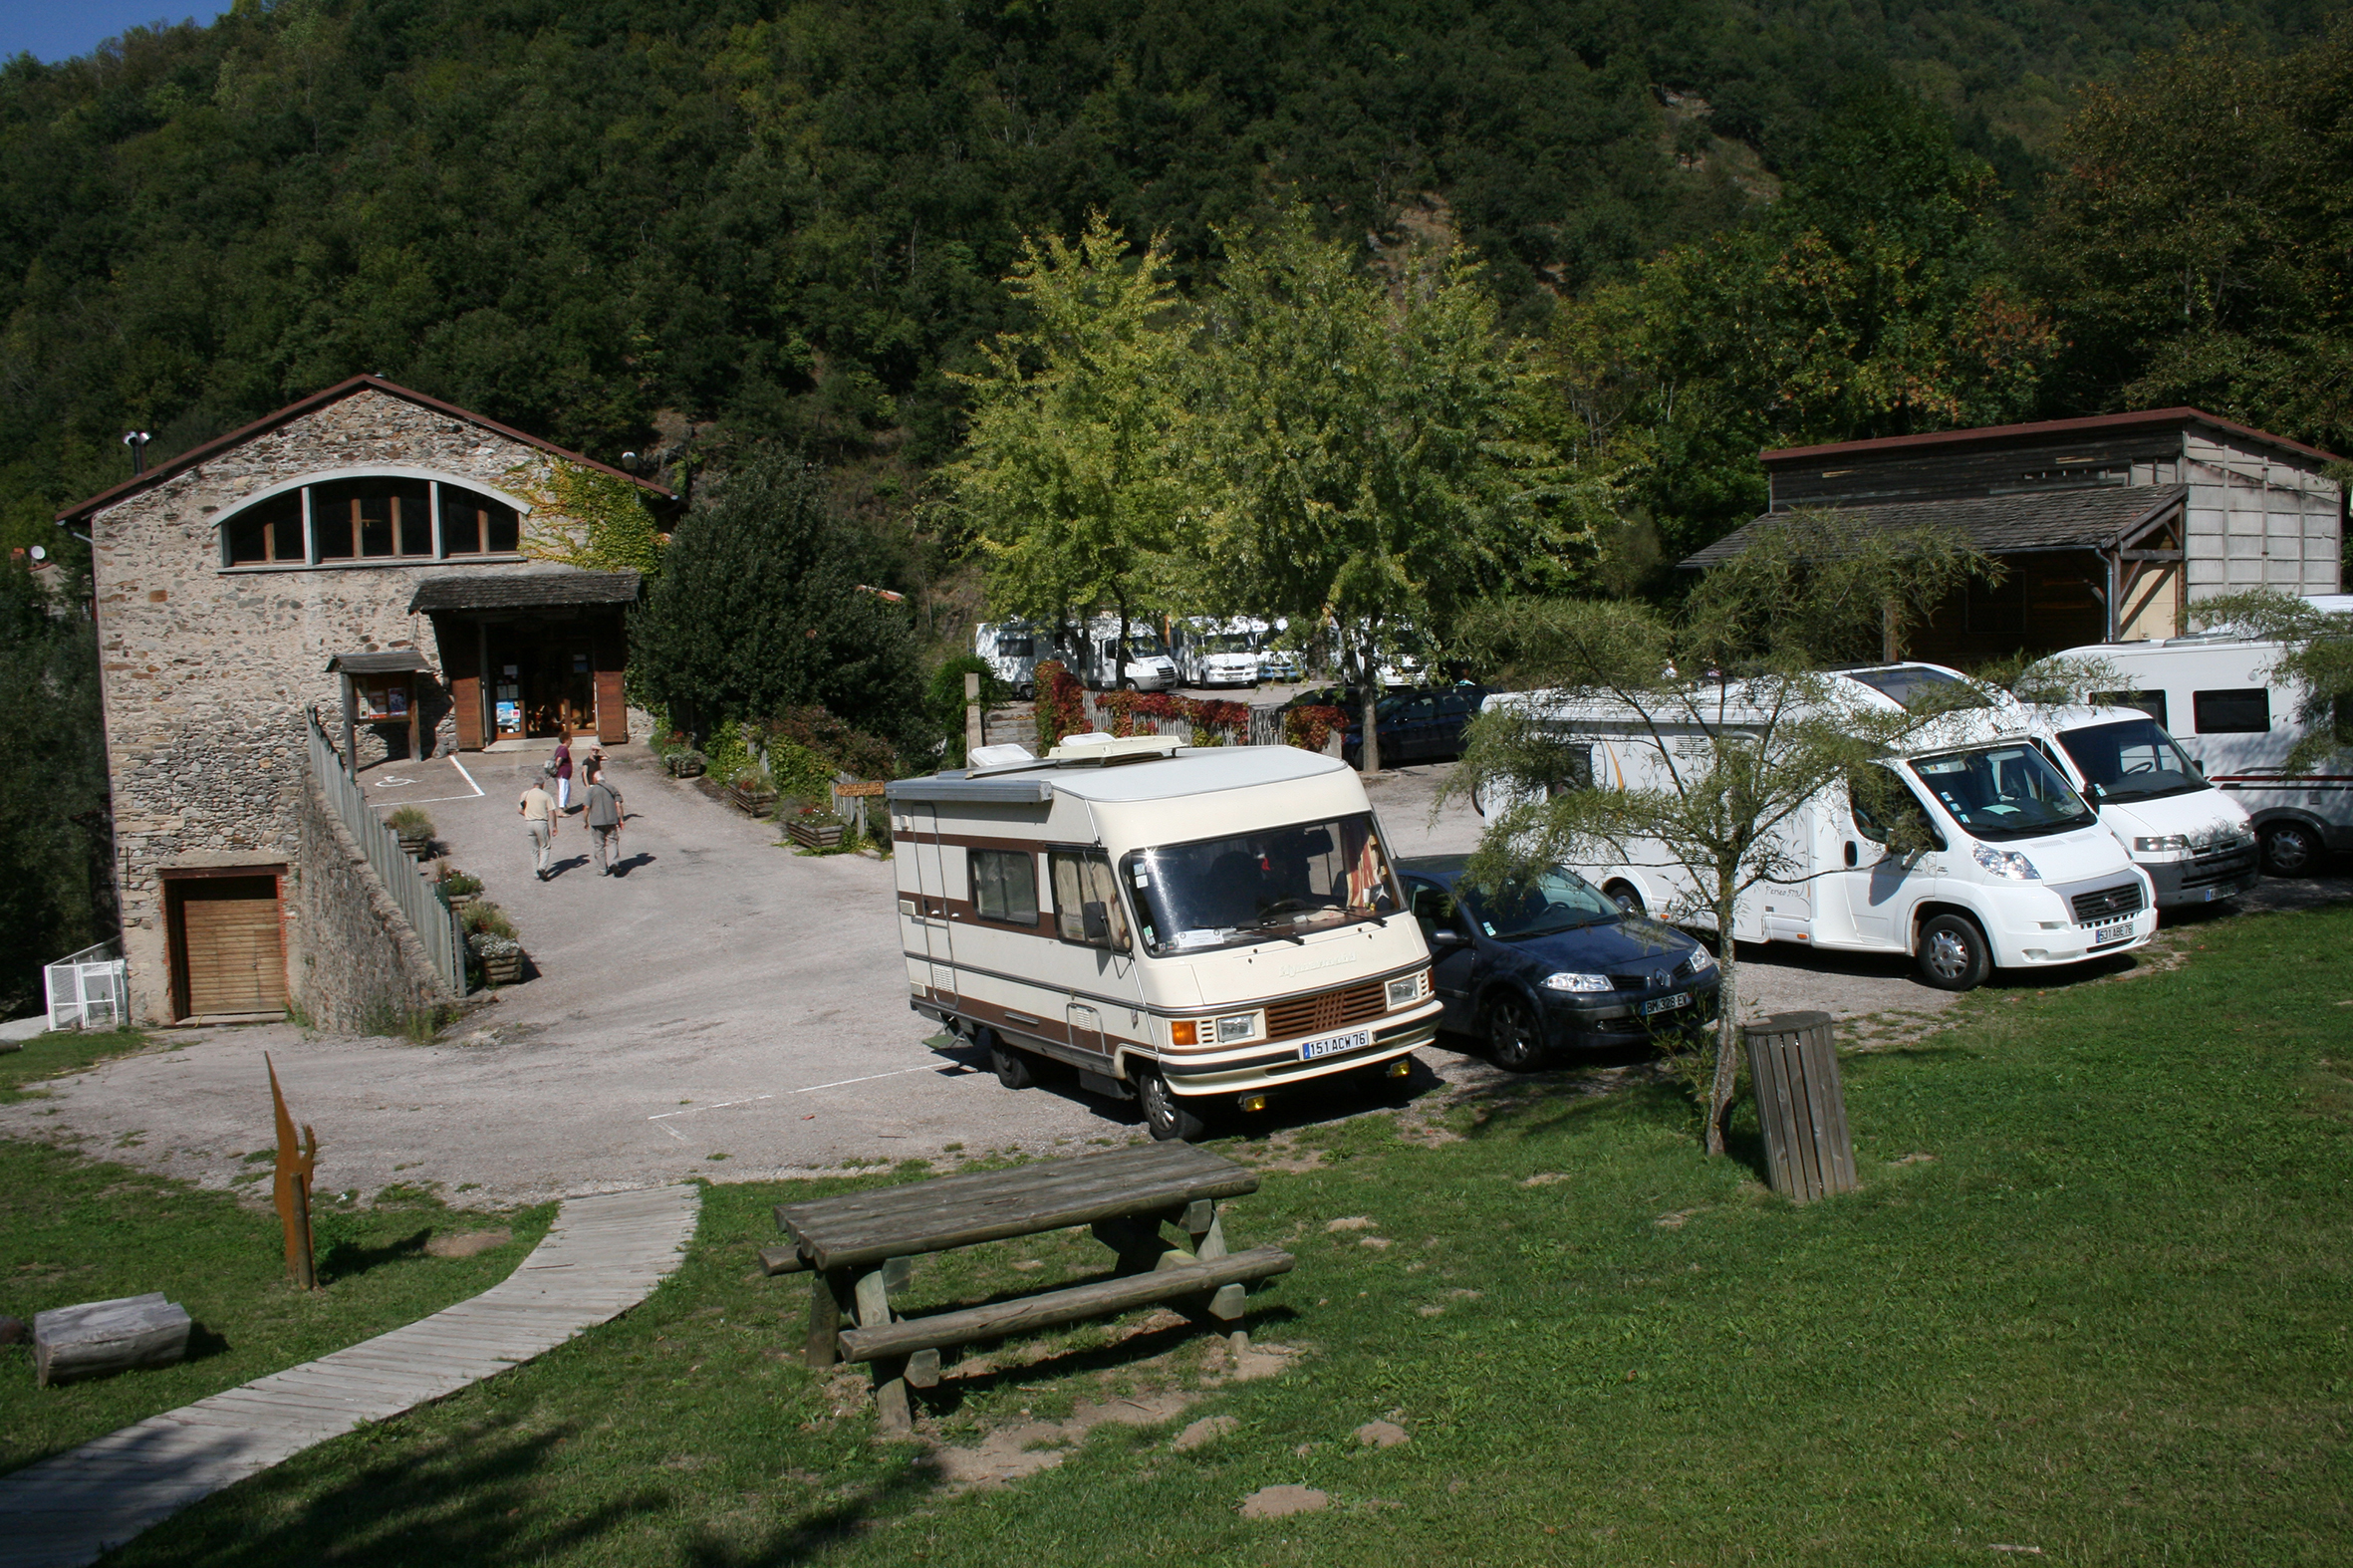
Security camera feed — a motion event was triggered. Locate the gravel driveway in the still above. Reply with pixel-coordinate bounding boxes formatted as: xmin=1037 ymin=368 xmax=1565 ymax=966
xmin=3 ymin=750 xmax=2340 ymax=1206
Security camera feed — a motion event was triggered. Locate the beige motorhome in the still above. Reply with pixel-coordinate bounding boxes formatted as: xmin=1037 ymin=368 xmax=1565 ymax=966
xmin=886 ymin=735 xmax=1441 ymax=1140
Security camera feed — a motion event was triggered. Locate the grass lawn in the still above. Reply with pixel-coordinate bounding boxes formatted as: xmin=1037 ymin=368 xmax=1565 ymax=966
xmin=1 ymin=1029 xmax=554 ymax=1473
xmin=58 ymin=903 xmax=2353 ymax=1564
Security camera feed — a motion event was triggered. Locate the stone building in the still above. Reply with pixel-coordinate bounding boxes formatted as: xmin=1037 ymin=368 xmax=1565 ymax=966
xmin=59 ymin=376 xmax=670 ymax=1025
xmin=1684 ymin=407 xmax=2346 ymax=664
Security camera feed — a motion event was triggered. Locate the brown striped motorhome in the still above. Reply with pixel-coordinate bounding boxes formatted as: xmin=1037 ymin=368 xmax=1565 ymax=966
xmin=886 ymin=734 xmax=1441 ymax=1140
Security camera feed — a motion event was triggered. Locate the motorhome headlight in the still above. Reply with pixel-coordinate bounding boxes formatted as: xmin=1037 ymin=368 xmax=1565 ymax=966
xmin=2131 ymin=834 xmax=2189 ymax=856
xmin=1543 ymin=971 xmax=1611 ymax=993
xmin=1215 ymin=1012 xmax=1260 ymax=1044
xmin=1970 ymin=844 xmax=2042 ymax=881
xmin=1386 ymin=973 xmax=1426 ymax=1009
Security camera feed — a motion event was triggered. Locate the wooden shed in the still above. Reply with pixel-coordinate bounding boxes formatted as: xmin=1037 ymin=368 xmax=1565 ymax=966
xmin=1684 ymin=408 xmax=2345 ymax=663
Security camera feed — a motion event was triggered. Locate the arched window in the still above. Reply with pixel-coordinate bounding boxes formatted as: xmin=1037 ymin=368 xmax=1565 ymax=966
xmin=220 ymin=473 xmax=523 ymax=568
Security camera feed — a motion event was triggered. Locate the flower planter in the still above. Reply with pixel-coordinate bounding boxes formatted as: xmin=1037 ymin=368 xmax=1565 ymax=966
xmin=444 ymin=893 xmax=478 ymax=919
xmin=666 ymin=753 xmax=706 ymax=778
xmin=479 ymin=952 xmax=523 ymax=986
xmin=788 ymin=816 xmax=848 ymax=850
xmin=397 ymin=832 xmax=433 ymax=859
xmin=725 ymin=782 xmax=777 ymax=817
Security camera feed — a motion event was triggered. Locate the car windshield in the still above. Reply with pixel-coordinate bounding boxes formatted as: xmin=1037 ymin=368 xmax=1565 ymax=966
xmin=1455 ymin=867 xmax=1620 ymax=940
xmin=1909 ymin=743 xmax=2098 ymax=842
xmin=2056 ymin=718 xmax=2206 ymax=804
xmin=1122 ymin=814 xmax=1402 ymax=955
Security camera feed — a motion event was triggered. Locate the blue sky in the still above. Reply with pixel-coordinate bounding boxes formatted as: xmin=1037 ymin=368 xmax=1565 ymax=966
xmin=0 ymin=3 xmax=234 ymax=64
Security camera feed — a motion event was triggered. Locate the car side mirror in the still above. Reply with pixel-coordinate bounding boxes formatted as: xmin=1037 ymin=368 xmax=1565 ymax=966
xmin=1430 ymin=925 xmax=1468 ymax=947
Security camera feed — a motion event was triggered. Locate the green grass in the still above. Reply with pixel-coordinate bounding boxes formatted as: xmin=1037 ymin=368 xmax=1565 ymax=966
xmin=1 ymin=1080 xmax=554 ymax=1472
xmin=0 ymin=1026 xmax=153 ymax=1102
xmin=64 ymin=905 xmax=2353 ymax=1563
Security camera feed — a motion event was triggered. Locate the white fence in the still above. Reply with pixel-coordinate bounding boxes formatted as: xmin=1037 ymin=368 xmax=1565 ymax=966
xmin=307 ymin=710 xmax=467 ymax=996
xmin=44 ymin=941 xmax=127 ymax=1031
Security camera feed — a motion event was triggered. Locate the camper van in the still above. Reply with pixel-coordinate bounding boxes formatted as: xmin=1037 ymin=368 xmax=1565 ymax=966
xmin=1071 ymin=616 xmax=1179 ymax=690
xmin=974 ymin=621 xmax=1048 ymax=698
xmin=886 ymin=734 xmax=1441 ymax=1140
xmin=2020 ymin=702 xmax=2260 ymax=906
xmin=1481 ymin=668 xmax=2157 ymax=990
xmin=2040 ymin=637 xmax=2349 ymax=876
xmin=1172 ymin=617 xmax=1266 ymax=687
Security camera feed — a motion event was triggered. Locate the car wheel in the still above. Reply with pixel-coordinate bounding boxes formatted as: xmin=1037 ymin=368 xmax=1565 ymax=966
xmin=1605 ymin=882 xmax=1645 ymax=916
xmin=1916 ymin=912 xmax=1991 ymax=991
xmin=1138 ymin=1068 xmax=1208 ymax=1142
xmin=2261 ymin=821 xmax=2319 ymax=877
xmin=1485 ymin=993 xmax=1548 ymax=1072
xmin=989 ymin=1040 xmax=1036 ymax=1089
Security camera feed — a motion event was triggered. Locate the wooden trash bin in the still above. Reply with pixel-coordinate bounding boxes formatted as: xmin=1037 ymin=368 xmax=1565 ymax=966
xmin=1742 ymin=1010 xmax=1856 ymax=1203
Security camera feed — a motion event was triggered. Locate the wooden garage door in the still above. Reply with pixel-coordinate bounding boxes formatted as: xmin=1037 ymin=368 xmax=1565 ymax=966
xmin=173 ymin=876 xmax=286 ymax=1017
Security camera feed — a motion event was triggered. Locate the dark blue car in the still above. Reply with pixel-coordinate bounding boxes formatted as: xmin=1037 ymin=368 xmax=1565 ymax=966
xmin=1397 ymin=855 xmax=1722 ymax=1070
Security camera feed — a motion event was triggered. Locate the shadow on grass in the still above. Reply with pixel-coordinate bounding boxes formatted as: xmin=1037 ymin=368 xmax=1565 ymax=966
xmin=901 ymin=1301 xmax=1307 ymax=1424
xmin=317 ymin=1225 xmax=431 ymax=1284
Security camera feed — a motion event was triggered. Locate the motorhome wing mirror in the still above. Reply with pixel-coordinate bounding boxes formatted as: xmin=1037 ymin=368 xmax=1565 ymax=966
xmin=1082 ymin=902 xmax=1113 ymax=944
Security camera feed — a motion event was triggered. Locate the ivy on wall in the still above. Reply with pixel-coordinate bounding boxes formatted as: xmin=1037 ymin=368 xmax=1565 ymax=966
xmin=510 ymin=461 xmax=665 ymax=578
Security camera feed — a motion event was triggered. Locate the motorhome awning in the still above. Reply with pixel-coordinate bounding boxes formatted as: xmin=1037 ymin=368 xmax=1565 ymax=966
xmin=887 ymin=776 xmax=1057 ymax=805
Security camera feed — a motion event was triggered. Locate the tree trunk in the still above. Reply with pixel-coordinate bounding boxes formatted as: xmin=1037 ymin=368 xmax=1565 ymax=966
xmin=1359 ymin=682 xmax=1382 ymax=773
xmin=1352 ymin=627 xmax=1383 ymax=773
xmin=1704 ymin=880 xmax=1740 ymax=1157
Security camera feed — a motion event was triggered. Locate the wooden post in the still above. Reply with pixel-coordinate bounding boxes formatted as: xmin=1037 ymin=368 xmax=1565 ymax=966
xmin=805 ymin=1270 xmax=847 ymax=1368
xmin=1743 ymin=1011 xmax=1856 ymax=1203
xmin=267 ymin=1054 xmax=319 ymax=1290
xmin=855 ymin=1264 xmax=913 ymax=1436
xmin=339 ymin=673 xmax=358 ymax=770
xmin=964 ymin=670 xmax=983 ymax=757
xmin=406 ymin=674 xmax=421 ymax=762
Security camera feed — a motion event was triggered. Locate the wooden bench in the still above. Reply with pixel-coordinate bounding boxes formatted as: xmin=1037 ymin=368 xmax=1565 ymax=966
xmin=763 ymin=1143 xmax=1294 ymax=1434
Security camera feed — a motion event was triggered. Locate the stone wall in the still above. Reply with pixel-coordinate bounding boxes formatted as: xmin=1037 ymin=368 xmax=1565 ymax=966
xmin=89 ymin=386 xmax=592 ymax=1023
xmin=289 ymin=771 xmax=456 ymax=1035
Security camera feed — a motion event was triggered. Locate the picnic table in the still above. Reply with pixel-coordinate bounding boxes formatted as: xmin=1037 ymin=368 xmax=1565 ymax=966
xmin=762 ymin=1143 xmax=1295 ymax=1434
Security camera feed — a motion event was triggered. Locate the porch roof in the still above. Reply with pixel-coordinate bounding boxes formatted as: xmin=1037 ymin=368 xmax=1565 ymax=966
xmin=1681 ymin=485 xmax=2189 ymax=570
xmin=325 ymin=650 xmax=434 ymax=674
xmin=407 ymin=568 xmax=642 ymax=615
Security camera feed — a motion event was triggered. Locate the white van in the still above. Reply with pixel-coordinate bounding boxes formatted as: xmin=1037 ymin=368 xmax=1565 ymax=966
xmin=2040 ymin=637 xmax=2349 ymax=876
xmin=1172 ymin=617 xmax=1265 ymax=687
xmin=1071 ymin=616 xmax=1178 ymax=690
xmin=887 ymin=734 xmax=1440 ymax=1140
xmin=1482 ymin=669 xmax=2157 ymax=990
xmin=2019 ymin=703 xmax=2259 ymax=907
xmin=974 ymin=621 xmax=1048 ymax=698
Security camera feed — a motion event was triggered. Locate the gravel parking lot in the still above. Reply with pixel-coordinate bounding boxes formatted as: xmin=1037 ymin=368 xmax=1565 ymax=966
xmin=3 ymin=741 xmax=2342 ymax=1207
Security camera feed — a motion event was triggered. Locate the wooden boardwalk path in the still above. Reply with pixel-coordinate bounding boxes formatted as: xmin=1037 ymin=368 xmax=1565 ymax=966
xmin=0 ymin=1183 xmax=699 ymax=1568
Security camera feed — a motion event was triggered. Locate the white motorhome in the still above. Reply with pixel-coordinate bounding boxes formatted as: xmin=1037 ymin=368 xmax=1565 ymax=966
xmin=2019 ymin=703 xmax=2259 ymax=907
xmin=886 ymin=734 xmax=1441 ymax=1140
xmin=1172 ymin=617 xmax=1265 ymax=687
xmin=973 ymin=620 xmax=1049 ymax=698
xmin=1071 ymin=616 xmax=1178 ymax=690
xmin=1481 ymin=667 xmax=2157 ymax=990
xmin=2040 ymin=637 xmax=2350 ymax=876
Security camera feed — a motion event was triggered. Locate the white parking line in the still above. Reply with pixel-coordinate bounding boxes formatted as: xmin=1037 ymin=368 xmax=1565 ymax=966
xmin=793 ymin=1064 xmax=948 ymax=1094
xmin=364 ymin=755 xmax=488 ymax=807
xmin=643 ymin=1063 xmax=952 ymax=1143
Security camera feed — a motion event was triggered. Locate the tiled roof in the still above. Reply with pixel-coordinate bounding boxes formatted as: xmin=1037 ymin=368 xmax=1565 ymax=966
xmin=59 ymin=375 xmax=673 ymax=522
xmin=1681 ymin=485 xmax=2189 ymax=570
xmin=407 ymin=569 xmax=642 ymax=614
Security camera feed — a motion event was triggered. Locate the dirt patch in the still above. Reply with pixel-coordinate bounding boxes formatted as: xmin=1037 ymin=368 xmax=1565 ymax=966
xmin=1240 ymin=1483 xmax=1330 ymax=1519
xmin=1175 ymin=1415 xmax=1238 ymax=1450
xmin=424 ymin=1227 xmax=512 ymax=1257
xmin=1354 ymin=1420 xmax=1409 ymax=1447
xmin=925 ymin=1391 xmax=1195 ymax=1491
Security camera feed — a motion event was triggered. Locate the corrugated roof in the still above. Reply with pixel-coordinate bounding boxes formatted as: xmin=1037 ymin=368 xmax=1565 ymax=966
xmin=407 ymin=569 xmax=642 ymax=614
xmin=60 ymin=375 xmax=674 ymax=522
xmin=325 ymin=650 xmax=434 ymax=674
xmin=1760 ymin=407 xmax=2341 ymax=467
xmin=1681 ymin=485 xmax=2189 ymax=570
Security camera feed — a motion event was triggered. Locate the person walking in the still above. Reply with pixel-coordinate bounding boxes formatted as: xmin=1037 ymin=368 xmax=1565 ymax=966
xmin=520 ymin=768 xmax=559 ymax=880
xmin=584 ymin=766 xmax=626 ymax=875
xmin=551 ymin=728 xmax=575 ymax=813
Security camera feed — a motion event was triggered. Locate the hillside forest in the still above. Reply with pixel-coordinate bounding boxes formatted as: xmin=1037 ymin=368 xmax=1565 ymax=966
xmin=3 ymin=0 xmax=2351 ymax=1003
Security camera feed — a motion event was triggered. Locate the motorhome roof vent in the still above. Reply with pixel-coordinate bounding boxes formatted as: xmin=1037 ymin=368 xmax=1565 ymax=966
xmin=963 ymin=743 xmax=1040 ymax=776
xmin=1047 ymin=733 xmax=1182 ymax=767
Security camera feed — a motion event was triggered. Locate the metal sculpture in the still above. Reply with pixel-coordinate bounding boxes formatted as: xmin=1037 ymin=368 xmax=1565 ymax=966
xmin=267 ymin=1054 xmax=320 ymax=1290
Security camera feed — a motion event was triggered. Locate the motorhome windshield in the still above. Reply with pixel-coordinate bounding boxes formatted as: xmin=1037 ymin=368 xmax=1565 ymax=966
xmin=1909 ymin=743 xmax=2098 ymax=842
xmin=1197 ymin=633 xmax=1255 ymax=653
xmin=1125 ymin=637 xmax=1170 ymax=657
xmin=1122 ymin=813 xmax=1402 ymax=956
xmin=2055 ymin=718 xmax=2207 ymax=804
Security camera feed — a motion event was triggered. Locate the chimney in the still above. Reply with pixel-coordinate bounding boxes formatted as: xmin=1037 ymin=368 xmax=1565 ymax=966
xmin=124 ymin=430 xmax=151 ymax=473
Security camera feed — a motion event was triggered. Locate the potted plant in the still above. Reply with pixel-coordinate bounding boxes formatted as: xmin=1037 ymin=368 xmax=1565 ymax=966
xmin=438 ymin=869 xmax=484 ymax=917
xmin=724 ymin=766 xmax=776 ymax=817
xmin=387 ymin=805 xmax=436 ymax=858
xmin=787 ymin=806 xmax=850 ymax=850
xmin=667 ymin=748 xmax=707 ymax=778
xmin=462 ymin=903 xmax=524 ymax=985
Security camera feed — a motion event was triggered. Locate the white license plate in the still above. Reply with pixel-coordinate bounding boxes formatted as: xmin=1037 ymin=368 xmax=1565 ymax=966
xmin=2088 ymin=920 xmax=2133 ymax=946
xmin=1641 ymin=991 xmax=1693 ymax=1017
xmin=1299 ymin=1029 xmax=1371 ymax=1062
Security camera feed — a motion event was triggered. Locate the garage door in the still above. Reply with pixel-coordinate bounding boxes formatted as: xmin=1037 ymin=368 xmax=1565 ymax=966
xmin=173 ymin=876 xmax=286 ymax=1017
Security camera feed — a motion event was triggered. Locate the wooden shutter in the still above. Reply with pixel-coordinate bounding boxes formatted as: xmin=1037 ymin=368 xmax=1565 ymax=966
xmin=174 ymin=876 xmax=286 ymax=1017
